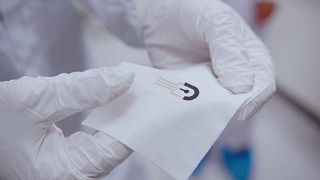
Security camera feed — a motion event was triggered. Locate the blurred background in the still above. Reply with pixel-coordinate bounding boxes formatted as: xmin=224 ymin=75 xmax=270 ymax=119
xmin=1 ymin=0 xmax=320 ymax=179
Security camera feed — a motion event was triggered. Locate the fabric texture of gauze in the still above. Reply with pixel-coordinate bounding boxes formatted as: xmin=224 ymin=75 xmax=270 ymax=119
xmin=82 ymin=62 xmax=253 ymax=180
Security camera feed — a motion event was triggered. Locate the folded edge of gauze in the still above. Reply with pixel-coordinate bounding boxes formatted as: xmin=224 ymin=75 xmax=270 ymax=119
xmin=82 ymin=62 xmax=252 ymax=180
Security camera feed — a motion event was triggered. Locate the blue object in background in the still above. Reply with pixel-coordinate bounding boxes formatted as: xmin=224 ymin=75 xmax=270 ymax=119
xmin=192 ymin=150 xmax=211 ymax=176
xmin=221 ymin=146 xmax=253 ymax=180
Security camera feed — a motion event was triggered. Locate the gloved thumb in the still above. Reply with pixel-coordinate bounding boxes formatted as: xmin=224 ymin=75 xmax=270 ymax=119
xmin=1 ymin=66 xmax=134 ymax=125
xmin=200 ymin=1 xmax=255 ymax=94
xmin=66 ymin=132 xmax=132 ymax=178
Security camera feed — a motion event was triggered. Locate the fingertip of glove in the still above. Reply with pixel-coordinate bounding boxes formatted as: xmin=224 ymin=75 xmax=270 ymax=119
xmin=106 ymin=67 xmax=135 ymax=85
xmin=94 ymin=132 xmax=133 ymax=166
xmin=228 ymin=84 xmax=254 ymax=94
xmin=95 ymin=132 xmax=133 ymax=154
xmin=100 ymin=67 xmax=135 ymax=102
xmin=218 ymin=72 xmax=255 ymax=94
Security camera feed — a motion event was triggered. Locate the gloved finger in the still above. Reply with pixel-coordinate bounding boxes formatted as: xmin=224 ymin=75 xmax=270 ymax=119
xmin=1 ymin=67 xmax=134 ymax=125
xmin=233 ymin=23 xmax=276 ymax=121
xmin=200 ymin=1 xmax=255 ymax=94
xmin=66 ymin=132 xmax=132 ymax=178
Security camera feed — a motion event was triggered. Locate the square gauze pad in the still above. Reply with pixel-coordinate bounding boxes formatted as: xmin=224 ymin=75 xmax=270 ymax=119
xmin=82 ymin=62 xmax=252 ymax=180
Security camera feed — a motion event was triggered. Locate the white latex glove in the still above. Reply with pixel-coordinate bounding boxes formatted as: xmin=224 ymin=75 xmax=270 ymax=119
xmin=0 ymin=67 xmax=134 ymax=179
xmin=134 ymin=0 xmax=276 ymax=120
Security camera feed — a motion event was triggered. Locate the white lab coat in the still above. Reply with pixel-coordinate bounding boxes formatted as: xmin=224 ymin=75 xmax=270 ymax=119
xmin=0 ymin=0 xmax=89 ymax=136
xmin=0 ymin=0 xmax=86 ymax=79
xmin=0 ymin=0 xmax=142 ymax=79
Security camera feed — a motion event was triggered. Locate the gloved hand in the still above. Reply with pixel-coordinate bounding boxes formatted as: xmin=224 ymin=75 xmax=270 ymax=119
xmin=0 ymin=67 xmax=134 ymax=179
xmin=134 ymin=0 xmax=276 ymax=120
